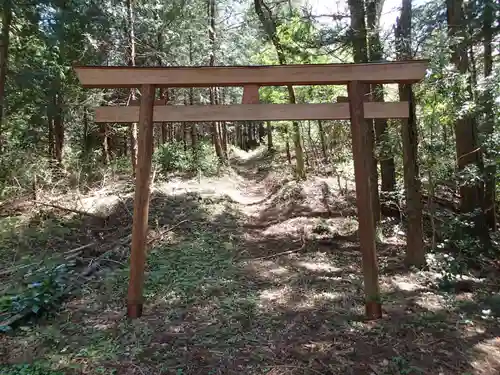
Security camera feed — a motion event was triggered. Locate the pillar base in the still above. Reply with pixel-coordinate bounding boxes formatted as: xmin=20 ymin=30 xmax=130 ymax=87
xmin=127 ymin=303 xmax=143 ymax=318
xmin=365 ymin=301 xmax=382 ymax=320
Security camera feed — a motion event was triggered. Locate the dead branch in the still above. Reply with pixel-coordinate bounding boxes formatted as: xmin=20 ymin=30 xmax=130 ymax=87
xmin=33 ymin=201 xmax=108 ymax=220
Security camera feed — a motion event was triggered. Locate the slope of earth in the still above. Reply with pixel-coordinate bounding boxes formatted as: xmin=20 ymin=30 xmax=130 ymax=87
xmin=1 ymin=149 xmax=500 ymax=375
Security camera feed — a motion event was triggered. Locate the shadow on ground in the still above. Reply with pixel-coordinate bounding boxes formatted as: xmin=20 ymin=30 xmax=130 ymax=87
xmin=1 ymin=154 xmax=500 ymax=375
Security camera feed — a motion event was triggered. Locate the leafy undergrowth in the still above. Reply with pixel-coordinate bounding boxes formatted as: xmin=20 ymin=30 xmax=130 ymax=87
xmin=1 ymin=151 xmax=500 ymax=375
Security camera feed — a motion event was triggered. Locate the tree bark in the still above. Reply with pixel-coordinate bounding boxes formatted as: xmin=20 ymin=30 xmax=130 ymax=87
xmin=482 ymin=0 xmax=496 ymax=229
xmin=188 ymin=35 xmax=198 ymax=158
xmin=0 ymin=0 xmax=12 ymax=153
xmin=52 ymin=90 xmax=64 ymax=164
xmin=446 ymin=0 xmax=488 ymax=235
xmin=366 ymin=0 xmax=396 ymax=193
xmin=267 ymin=121 xmax=273 ymax=151
xmin=284 ymin=125 xmax=291 ymax=164
xmin=48 ymin=109 xmax=54 ymax=158
xmin=126 ymin=0 xmax=138 ymax=175
xmin=254 ymin=0 xmax=306 ymax=179
xmin=347 ymin=0 xmax=380 ymax=223
xmin=100 ymin=123 xmax=110 ymax=165
xmin=208 ymin=0 xmax=225 ymax=163
xmin=220 ymin=88 xmax=228 ymax=157
xmin=396 ymin=0 xmax=425 ymax=267
xmin=318 ymin=120 xmax=328 ymax=161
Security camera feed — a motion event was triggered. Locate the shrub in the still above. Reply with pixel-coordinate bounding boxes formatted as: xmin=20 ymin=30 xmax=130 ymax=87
xmin=154 ymin=140 xmax=219 ymax=175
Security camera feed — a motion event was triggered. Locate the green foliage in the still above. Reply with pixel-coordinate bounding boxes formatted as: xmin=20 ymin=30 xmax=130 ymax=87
xmin=386 ymin=356 xmax=424 ymax=375
xmin=0 ymin=364 xmax=64 ymax=375
xmin=0 ymin=264 xmax=70 ymax=332
xmin=431 ymin=210 xmax=499 ymax=288
xmin=154 ymin=140 xmax=219 ymax=175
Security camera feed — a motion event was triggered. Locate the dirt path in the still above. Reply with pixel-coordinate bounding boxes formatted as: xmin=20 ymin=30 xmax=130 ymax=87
xmin=2 ymin=150 xmax=500 ymax=375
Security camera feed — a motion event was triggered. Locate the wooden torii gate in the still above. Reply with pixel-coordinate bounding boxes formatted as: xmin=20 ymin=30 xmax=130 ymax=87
xmin=74 ymin=61 xmax=428 ymax=320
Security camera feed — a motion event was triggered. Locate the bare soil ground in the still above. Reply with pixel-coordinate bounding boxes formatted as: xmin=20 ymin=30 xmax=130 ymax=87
xmin=1 ymin=149 xmax=500 ymax=375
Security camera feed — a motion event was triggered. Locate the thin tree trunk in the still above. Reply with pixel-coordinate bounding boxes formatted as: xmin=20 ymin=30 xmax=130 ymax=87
xmin=318 ymin=120 xmax=328 ymax=161
xmin=267 ymin=121 xmax=273 ymax=150
xmin=0 ymin=0 xmax=12 ymax=153
xmin=446 ymin=0 xmax=489 ymax=246
xmin=254 ymin=0 xmax=305 ymax=179
xmin=284 ymin=125 xmax=291 ymax=164
xmin=188 ymin=36 xmax=198 ymax=158
xmin=48 ymin=110 xmax=54 ymax=158
xmin=347 ymin=0 xmax=380 ymax=223
xmin=101 ymin=123 xmax=110 ymax=165
xmin=208 ymin=0 xmax=225 ymax=163
xmin=53 ymin=90 xmax=64 ymax=164
xmin=396 ymin=0 xmax=424 ymax=267
xmin=159 ymin=81 xmax=168 ymax=146
xmin=366 ymin=0 xmax=396 ymax=193
xmin=482 ymin=0 xmax=496 ymax=229
xmin=82 ymin=107 xmax=91 ymax=157
xmin=126 ymin=0 xmax=138 ymax=174
xmin=220 ymin=88 xmax=228 ymax=157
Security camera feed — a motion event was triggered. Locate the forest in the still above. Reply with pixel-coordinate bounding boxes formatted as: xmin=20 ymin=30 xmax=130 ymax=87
xmin=0 ymin=0 xmax=499 ymax=374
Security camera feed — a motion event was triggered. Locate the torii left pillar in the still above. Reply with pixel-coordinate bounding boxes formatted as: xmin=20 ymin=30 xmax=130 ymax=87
xmin=127 ymin=84 xmax=156 ymax=318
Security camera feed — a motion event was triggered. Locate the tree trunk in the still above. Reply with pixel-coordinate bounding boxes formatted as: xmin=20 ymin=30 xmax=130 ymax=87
xmin=396 ymin=0 xmax=425 ymax=267
xmin=48 ymin=110 xmax=54 ymax=158
xmin=347 ymin=0 xmax=380 ymax=223
xmin=284 ymin=125 xmax=291 ymax=164
xmin=126 ymin=0 xmax=138 ymax=175
xmin=254 ymin=0 xmax=305 ymax=179
xmin=100 ymin=123 xmax=110 ymax=165
xmin=258 ymin=122 xmax=265 ymax=144
xmin=366 ymin=0 xmax=396 ymax=193
xmin=318 ymin=120 xmax=328 ymax=161
xmin=53 ymin=90 xmax=64 ymax=164
xmin=188 ymin=36 xmax=198 ymax=158
xmin=446 ymin=0 xmax=488 ymax=242
xmin=160 ymin=89 xmax=168 ymax=147
xmin=220 ymin=88 xmax=228 ymax=157
xmin=0 ymin=0 xmax=12 ymax=154
xmin=482 ymin=0 xmax=496 ymax=229
xmin=208 ymin=0 xmax=225 ymax=163
xmin=82 ymin=107 xmax=92 ymax=157
xmin=267 ymin=121 xmax=273 ymax=150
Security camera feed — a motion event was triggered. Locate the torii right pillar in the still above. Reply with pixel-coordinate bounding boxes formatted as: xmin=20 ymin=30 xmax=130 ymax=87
xmin=347 ymin=81 xmax=382 ymax=319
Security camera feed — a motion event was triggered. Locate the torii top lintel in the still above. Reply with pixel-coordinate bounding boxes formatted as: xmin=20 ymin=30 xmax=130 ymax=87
xmin=74 ymin=60 xmax=428 ymax=89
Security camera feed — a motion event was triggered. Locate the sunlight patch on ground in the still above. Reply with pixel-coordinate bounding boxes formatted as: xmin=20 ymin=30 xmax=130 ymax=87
xmin=391 ymin=275 xmax=422 ymax=291
xmin=81 ymin=308 xmax=123 ymax=330
xmin=302 ymin=340 xmax=334 ymax=353
xmin=414 ymin=292 xmax=447 ymax=311
xmin=245 ymin=260 xmax=291 ymax=280
xmin=471 ymin=337 xmax=500 ymax=375
xmin=295 ymin=260 xmax=341 ymax=273
xmin=294 ymin=291 xmax=343 ymax=310
xmin=262 ymin=217 xmax=351 ymax=236
xmin=258 ymin=286 xmax=291 ymax=307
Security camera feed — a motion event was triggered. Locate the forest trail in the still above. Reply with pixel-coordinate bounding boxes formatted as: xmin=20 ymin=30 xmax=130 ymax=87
xmin=2 ymin=149 xmax=500 ymax=375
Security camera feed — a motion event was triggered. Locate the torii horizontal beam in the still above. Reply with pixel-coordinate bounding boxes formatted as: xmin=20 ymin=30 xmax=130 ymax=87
xmin=94 ymin=102 xmax=410 ymax=123
xmin=74 ymin=60 xmax=428 ymax=88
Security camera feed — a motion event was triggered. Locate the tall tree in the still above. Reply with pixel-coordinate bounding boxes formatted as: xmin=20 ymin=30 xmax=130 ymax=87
xmin=366 ymin=0 xmax=396 ymax=192
xmin=446 ymin=0 xmax=490 ymax=242
xmin=267 ymin=121 xmax=273 ymax=150
xmin=396 ymin=0 xmax=425 ymax=267
xmin=482 ymin=0 xmax=496 ymax=229
xmin=126 ymin=0 xmax=138 ymax=174
xmin=254 ymin=0 xmax=306 ymax=179
xmin=208 ymin=0 xmax=226 ymax=163
xmin=347 ymin=0 xmax=380 ymax=223
xmin=318 ymin=120 xmax=328 ymax=162
xmin=0 ymin=0 xmax=12 ymax=154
